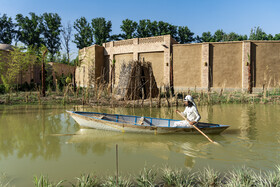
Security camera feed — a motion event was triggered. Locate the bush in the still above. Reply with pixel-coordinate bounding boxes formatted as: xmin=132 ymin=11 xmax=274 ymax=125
xmin=0 ymin=85 xmax=5 ymax=94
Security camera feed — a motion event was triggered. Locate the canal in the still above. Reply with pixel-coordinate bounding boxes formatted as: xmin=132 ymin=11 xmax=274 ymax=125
xmin=0 ymin=104 xmax=279 ymax=186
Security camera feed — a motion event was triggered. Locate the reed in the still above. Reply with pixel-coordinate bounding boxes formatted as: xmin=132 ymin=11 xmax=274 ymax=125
xmin=72 ymin=174 xmax=98 ymax=187
xmin=33 ymin=175 xmax=64 ymax=187
xmin=225 ymin=167 xmax=257 ymax=187
xmin=161 ymin=167 xmax=194 ymax=187
xmin=135 ymin=167 xmax=157 ymax=187
xmin=197 ymin=167 xmax=221 ymax=187
xmin=101 ymin=176 xmax=132 ymax=187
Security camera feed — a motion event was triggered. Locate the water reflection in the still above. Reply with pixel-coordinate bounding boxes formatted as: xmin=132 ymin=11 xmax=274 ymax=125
xmin=66 ymin=128 xmax=223 ymax=169
xmin=0 ymin=105 xmax=72 ymax=160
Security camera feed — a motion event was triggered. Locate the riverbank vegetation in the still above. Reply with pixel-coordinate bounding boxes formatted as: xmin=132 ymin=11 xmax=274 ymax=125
xmin=2 ymin=165 xmax=280 ymax=186
xmin=0 ymin=84 xmax=280 ymax=106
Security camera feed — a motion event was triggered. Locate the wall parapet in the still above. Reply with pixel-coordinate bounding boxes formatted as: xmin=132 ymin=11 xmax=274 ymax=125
xmin=139 ymin=36 xmax=164 ymax=44
xmin=113 ymin=39 xmax=134 ymax=47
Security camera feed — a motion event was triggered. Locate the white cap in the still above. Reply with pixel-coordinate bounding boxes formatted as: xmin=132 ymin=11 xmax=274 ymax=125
xmin=183 ymin=95 xmax=194 ymax=102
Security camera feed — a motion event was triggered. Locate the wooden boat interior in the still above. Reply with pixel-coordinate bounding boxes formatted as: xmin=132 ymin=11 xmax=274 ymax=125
xmin=75 ymin=112 xmax=222 ymax=128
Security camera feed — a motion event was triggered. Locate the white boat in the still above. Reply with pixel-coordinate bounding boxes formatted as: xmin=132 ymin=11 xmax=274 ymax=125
xmin=67 ymin=111 xmax=229 ymax=134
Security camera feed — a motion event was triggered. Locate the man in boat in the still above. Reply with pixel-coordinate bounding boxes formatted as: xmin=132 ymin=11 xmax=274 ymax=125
xmin=174 ymin=95 xmax=201 ymax=127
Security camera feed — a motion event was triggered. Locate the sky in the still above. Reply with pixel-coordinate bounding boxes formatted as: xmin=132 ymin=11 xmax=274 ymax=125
xmin=1 ymin=0 xmax=280 ymax=59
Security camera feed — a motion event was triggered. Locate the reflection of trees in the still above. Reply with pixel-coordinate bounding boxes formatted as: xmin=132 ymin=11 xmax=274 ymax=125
xmin=0 ymin=105 xmax=64 ymax=160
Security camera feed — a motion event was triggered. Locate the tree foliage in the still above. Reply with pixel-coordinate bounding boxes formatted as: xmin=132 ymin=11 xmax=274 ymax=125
xmin=137 ymin=19 xmax=152 ymax=38
xmin=249 ymin=26 xmax=267 ymax=40
xmin=213 ymin=29 xmax=226 ymax=42
xmin=61 ymin=22 xmax=72 ymax=64
xmin=0 ymin=14 xmax=15 ymax=44
xmin=73 ymin=17 xmax=93 ymax=49
xmin=41 ymin=13 xmax=62 ymax=61
xmin=200 ymin=31 xmax=215 ymax=42
xmin=178 ymin=26 xmax=194 ymax=44
xmin=120 ymin=19 xmax=137 ymax=39
xmin=15 ymin=12 xmax=43 ymax=50
xmin=0 ymin=46 xmax=35 ymax=91
xmin=91 ymin=17 xmax=112 ymax=45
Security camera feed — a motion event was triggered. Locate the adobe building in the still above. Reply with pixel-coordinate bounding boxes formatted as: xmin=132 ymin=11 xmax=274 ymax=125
xmin=76 ymin=35 xmax=280 ymax=93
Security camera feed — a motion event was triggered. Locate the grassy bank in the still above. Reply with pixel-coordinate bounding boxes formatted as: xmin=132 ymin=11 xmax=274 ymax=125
xmin=1 ymin=88 xmax=280 ymax=107
xmin=2 ymin=166 xmax=280 ymax=186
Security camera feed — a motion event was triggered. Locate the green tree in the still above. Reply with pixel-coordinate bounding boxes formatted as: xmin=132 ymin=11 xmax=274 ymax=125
xmin=120 ymin=19 xmax=137 ymax=39
xmin=0 ymin=46 xmax=35 ymax=92
xmin=41 ymin=13 xmax=62 ymax=61
xmin=15 ymin=12 xmax=43 ymax=50
xmin=73 ymin=17 xmax=93 ymax=49
xmin=200 ymin=31 xmax=214 ymax=42
xmin=224 ymin=32 xmax=241 ymax=41
xmin=137 ymin=19 xmax=152 ymax=38
xmin=91 ymin=17 xmax=112 ymax=45
xmin=109 ymin=34 xmax=122 ymax=41
xmin=158 ymin=21 xmax=169 ymax=36
xmin=0 ymin=14 xmax=15 ymax=44
xmin=249 ymin=26 xmax=267 ymax=40
xmin=274 ymin=33 xmax=280 ymax=40
xmin=178 ymin=26 xmax=194 ymax=44
xmin=149 ymin=21 xmax=159 ymax=36
xmin=267 ymin=34 xmax=274 ymax=40
xmin=213 ymin=29 xmax=226 ymax=42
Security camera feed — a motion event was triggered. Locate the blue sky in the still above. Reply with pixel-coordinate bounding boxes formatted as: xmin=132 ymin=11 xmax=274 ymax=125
xmin=1 ymin=0 xmax=280 ymax=58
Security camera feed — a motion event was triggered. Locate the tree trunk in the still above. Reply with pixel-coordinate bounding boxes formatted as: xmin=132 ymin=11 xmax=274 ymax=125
xmin=41 ymin=49 xmax=48 ymax=97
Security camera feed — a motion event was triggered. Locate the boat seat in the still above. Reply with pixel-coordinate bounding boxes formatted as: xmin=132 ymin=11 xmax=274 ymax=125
xmin=91 ymin=114 xmax=105 ymax=119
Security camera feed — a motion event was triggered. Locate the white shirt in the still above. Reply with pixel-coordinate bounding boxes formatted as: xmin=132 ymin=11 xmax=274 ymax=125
xmin=182 ymin=105 xmax=201 ymax=122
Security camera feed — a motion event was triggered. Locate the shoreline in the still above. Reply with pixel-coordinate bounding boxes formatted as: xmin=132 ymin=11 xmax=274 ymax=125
xmin=0 ymin=90 xmax=280 ymax=106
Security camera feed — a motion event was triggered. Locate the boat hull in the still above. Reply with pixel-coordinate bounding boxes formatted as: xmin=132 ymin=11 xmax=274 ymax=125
xmin=67 ymin=111 xmax=229 ymax=134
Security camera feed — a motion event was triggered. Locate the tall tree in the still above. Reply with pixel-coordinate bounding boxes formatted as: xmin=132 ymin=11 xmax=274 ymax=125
xmin=178 ymin=26 xmax=194 ymax=44
xmin=91 ymin=17 xmax=112 ymax=45
xmin=0 ymin=14 xmax=15 ymax=44
xmin=120 ymin=19 xmax=137 ymax=39
xmin=274 ymin=33 xmax=280 ymax=40
xmin=137 ymin=19 xmax=152 ymax=38
xmin=73 ymin=17 xmax=93 ymax=49
xmin=149 ymin=21 xmax=159 ymax=36
xmin=214 ymin=29 xmax=226 ymax=42
xmin=249 ymin=26 xmax=267 ymax=40
xmin=157 ymin=21 xmax=169 ymax=36
xmin=224 ymin=32 xmax=240 ymax=41
xmin=200 ymin=31 xmax=214 ymax=42
xmin=61 ymin=21 xmax=72 ymax=64
xmin=15 ymin=12 xmax=43 ymax=50
xmin=41 ymin=13 xmax=62 ymax=61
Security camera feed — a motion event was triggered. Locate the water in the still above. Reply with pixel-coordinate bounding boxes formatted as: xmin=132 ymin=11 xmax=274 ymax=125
xmin=0 ymin=104 xmax=280 ymax=186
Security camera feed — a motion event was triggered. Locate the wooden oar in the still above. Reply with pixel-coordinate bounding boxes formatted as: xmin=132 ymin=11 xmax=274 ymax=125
xmin=176 ymin=110 xmax=218 ymax=144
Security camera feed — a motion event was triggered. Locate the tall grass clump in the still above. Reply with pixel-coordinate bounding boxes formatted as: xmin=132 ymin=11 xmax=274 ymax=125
xmin=225 ymin=167 xmax=257 ymax=187
xmin=101 ymin=176 xmax=132 ymax=187
xmin=161 ymin=167 xmax=195 ymax=187
xmin=197 ymin=167 xmax=221 ymax=187
xmin=136 ymin=167 xmax=157 ymax=187
xmin=256 ymin=165 xmax=280 ymax=187
xmin=71 ymin=173 xmax=98 ymax=187
xmin=33 ymin=175 xmax=64 ymax=187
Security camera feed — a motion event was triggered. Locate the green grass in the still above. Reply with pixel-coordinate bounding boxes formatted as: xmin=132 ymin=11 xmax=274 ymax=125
xmin=0 ymin=165 xmax=273 ymax=187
